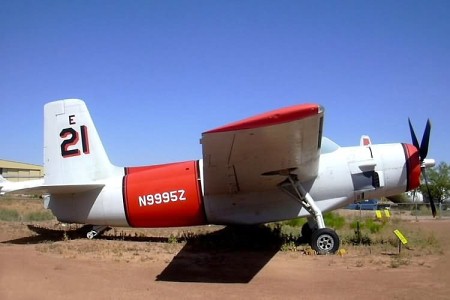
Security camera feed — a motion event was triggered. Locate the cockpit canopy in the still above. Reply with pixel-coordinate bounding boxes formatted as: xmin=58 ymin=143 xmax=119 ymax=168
xmin=321 ymin=137 xmax=340 ymax=154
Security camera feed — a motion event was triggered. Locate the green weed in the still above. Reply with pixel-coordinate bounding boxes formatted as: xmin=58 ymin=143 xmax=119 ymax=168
xmin=0 ymin=208 xmax=20 ymax=221
xmin=0 ymin=208 xmax=54 ymax=222
xmin=365 ymin=219 xmax=384 ymax=234
xmin=323 ymin=212 xmax=346 ymax=230
xmin=390 ymin=255 xmax=411 ymax=268
xmin=24 ymin=211 xmax=55 ymax=221
xmin=282 ymin=217 xmax=307 ymax=227
xmin=168 ymin=234 xmax=178 ymax=244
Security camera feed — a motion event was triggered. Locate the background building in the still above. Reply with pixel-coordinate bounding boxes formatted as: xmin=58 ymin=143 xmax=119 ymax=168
xmin=0 ymin=159 xmax=43 ymax=182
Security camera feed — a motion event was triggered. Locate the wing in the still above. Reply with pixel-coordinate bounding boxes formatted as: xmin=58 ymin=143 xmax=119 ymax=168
xmin=201 ymin=103 xmax=324 ymax=195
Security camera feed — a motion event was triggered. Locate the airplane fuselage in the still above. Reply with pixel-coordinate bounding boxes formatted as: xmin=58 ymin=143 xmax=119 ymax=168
xmin=10 ymin=99 xmax=432 ymax=254
xmin=45 ymin=141 xmax=419 ymax=227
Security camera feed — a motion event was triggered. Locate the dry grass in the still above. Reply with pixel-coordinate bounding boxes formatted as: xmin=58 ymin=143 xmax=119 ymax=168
xmin=0 ymin=196 xmax=55 ymax=221
xmin=0 ymin=196 xmax=444 ymax=269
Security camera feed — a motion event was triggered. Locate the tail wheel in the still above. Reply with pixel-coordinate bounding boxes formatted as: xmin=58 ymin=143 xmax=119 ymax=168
xmin=310 ymin=228 xmax=340 ymax=255
xmin=86 ymin=230 xmax=97 ymax=239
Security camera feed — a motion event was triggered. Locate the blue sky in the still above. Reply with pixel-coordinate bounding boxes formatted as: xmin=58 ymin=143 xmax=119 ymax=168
xmin=1 ymin=0 xmax=449 ymax=166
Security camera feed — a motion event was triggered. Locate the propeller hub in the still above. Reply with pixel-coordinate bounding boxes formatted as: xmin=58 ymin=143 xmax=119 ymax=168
xmin=421 ymin=158 xmax=435 ymax=169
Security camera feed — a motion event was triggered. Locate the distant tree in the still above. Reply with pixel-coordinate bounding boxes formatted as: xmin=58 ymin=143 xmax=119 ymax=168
xmin=420 ymin=162 xmax=450 ymax=203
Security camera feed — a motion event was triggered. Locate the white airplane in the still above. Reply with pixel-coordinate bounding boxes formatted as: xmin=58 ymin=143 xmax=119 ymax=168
xmin=5 ymin=99 xmax=435 ymax=254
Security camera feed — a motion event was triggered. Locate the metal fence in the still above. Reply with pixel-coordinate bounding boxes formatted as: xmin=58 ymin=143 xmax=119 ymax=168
xmin=340 ymin=203 xmax=450 ymax=220
xmin=389 ymin=202 xmax=450 ymax=219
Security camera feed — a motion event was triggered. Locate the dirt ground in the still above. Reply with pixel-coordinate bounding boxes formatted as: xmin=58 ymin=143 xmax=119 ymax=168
xmin=1 ymin=214 xmax=450 ymax=300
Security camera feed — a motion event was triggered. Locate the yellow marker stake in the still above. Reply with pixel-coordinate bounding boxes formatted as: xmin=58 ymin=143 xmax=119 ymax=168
xmin=375 ymin=210 xmax=382 ymax=219
xmin=394 ymin=229 xmax=408 ymax=245
xmin=384 ymin=209 xmax=391 ymax=218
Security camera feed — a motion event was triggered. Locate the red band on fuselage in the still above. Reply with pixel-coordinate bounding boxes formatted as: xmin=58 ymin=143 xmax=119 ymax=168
xmin=402 ymin=143 xmax=421 ymax=191
xmin=122 ymin=161 xmax=206 ymax=228
xmin=204 ymin=103 xmax=321 ymax=133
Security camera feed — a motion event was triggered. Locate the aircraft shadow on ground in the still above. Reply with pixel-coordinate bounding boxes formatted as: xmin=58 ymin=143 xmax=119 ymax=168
xmin=3 ymin=225 xmax=291 ymax=283
xmin=1 ymin=224 xmax=173 ymax=244
xmin=155 ymin=226 xmax=283 ymax=283
xmin=1 ymin=225 xmax=81 ymax=244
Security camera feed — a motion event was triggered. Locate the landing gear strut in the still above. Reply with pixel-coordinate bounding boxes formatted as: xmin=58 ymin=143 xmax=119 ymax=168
xmin=281 ymin=175 xmax=340 ymax=254
xmin=86 ymin=225 xmax=110 ymax=239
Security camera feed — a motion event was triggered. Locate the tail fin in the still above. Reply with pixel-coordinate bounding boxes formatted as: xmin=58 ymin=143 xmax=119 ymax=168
xmin=44 ymin=99 xmax=122 ymax=185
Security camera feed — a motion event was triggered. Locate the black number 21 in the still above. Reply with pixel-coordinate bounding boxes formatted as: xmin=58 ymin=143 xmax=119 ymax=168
xmin=60 ymin=126 xmax=90 ymax=158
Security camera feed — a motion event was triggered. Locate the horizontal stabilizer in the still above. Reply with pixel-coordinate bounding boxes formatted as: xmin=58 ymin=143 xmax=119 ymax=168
xmin=0 ymin=177 xmax=45 ymax=195
xmin=7 ymin=184 xmax=105 ymax=195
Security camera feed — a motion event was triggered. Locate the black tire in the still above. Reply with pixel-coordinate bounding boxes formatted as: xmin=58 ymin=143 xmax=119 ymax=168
xmin=301 ymin=222 xmax=313 ymax=242
xmin=310 ymin=228 xmax=340 ymax=255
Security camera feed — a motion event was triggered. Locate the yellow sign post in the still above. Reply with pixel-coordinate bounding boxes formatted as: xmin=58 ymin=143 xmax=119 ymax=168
xmin=393 ymin=229 xmax=408 ymax=253
xmin=375 ymin=210 xmax=382 ymax=219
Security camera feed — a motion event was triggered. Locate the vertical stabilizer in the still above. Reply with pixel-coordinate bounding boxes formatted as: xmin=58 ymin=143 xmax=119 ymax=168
xmin=44 ymin=99 xmax=121 ymax=185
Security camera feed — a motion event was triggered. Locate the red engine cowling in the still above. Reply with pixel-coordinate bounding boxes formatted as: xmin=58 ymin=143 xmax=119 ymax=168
xmin=123 ymin=160 xmax=206 ymax=227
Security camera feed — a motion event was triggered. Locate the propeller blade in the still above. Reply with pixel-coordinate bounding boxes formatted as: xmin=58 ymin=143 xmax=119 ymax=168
xmin=408 ymin=118 xmax=420 ymax=151
xmin=409 ymin=118 xmax=434 ymax=217
xmin=412 ymin=190 xmax=417 ymax=203
xmin=422 ymin=168 xmax=436 ymax=218
xmin=419 ymin=119 xmax=431 ymax=160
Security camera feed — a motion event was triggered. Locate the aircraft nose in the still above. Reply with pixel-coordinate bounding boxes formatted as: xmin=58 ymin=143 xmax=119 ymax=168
xmin=403 ymin=143 xmax=421 ymax=191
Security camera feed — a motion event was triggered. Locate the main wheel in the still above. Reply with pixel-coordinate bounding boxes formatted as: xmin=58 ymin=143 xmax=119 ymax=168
xmin=310 ymin=228 xmax=340 ymax=255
